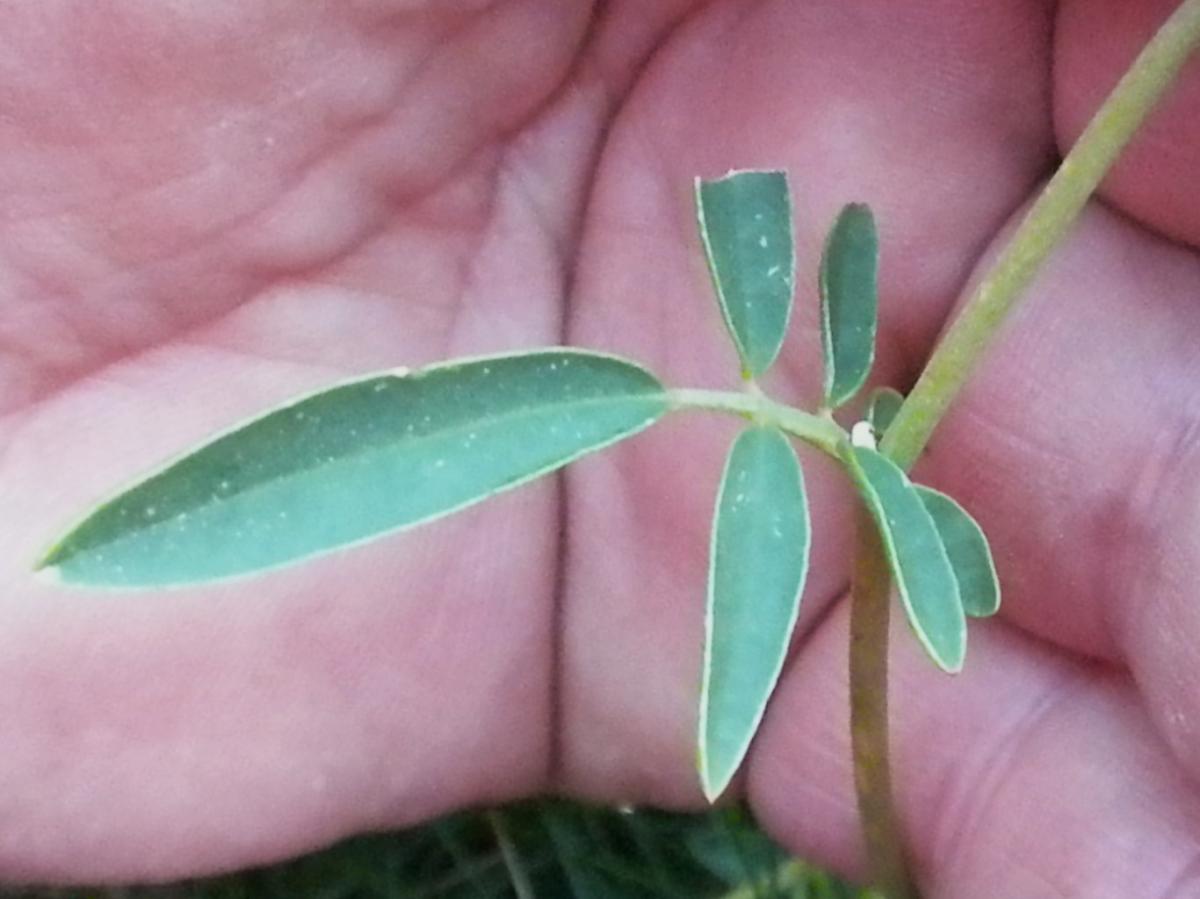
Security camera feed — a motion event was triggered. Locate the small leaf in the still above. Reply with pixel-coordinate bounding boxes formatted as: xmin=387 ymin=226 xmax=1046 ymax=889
xmin=39 ymin=350 xmax=668 ymax=587
xmin=914 ymin=486 xmax=1000 ymax=618
xmin=820 ymin=204 xmax=879 ymax=408
xmin=700 ymin=426 xmax=810 ymax=801
xmin=696 ymin=170 xmax=796 ymax=379
xmin=866 ymin=386 xmax=904 ymax=438
xmin=842 ymin=445 xmax=965 ymax=672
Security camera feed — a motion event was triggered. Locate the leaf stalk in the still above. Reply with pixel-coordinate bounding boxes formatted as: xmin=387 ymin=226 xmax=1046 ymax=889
xmin=667 ymin=388 xmax=846 ymax=455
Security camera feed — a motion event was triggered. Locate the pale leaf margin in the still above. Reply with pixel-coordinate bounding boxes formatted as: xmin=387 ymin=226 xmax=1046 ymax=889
xmin=698 ymin=426 xmax=810 ymax=801
xmin=36 ymin=348 xmax=668 ymax=588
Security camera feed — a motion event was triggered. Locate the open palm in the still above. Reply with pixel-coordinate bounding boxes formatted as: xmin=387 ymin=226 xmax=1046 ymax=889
xmin=3 ymin=2 xmax=1199 ymax=895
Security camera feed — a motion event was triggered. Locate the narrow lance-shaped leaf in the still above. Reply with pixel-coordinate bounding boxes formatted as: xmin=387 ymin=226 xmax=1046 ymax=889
xmin=699 ymin=426 xmax=810 ymax=801
xmin=842 ymin=444 xmax=966 ymax=672
xmin=820 ymin=204 xmax=879 ymax=408
xmin=914 ymin=486 xmax=1001 ymax=618
xmin=866 ymin=386 xmax=904 ymax=438
xmin=38 ymin=349 xmax=668 ymax=587
xmin=696 ymin=170 xmax=796 ymax=379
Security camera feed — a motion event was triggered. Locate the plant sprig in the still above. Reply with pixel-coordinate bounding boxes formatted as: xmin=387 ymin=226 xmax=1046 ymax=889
xmin=36 ymin=170 xmax=999 ymax=811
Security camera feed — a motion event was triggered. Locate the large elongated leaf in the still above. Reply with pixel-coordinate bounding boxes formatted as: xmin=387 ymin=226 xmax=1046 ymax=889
xmin=39 ymin=350 xmax=668 ymax=587
xmin=820 ymin=204 xmax=879 ymax=408
xmin=696 ymin=170 xmax=796 ymax=379
xmin=842 ymin=445 xmax=965 ymax=672
xmin=915 ymin=486 xmax=1000 ymax=618
xmin=699 ymin=426 xmax=810 ymax=801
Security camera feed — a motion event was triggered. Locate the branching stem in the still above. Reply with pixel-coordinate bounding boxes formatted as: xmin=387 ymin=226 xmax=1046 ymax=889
xmin=853 ymin=3 xmax=1200 ymax=897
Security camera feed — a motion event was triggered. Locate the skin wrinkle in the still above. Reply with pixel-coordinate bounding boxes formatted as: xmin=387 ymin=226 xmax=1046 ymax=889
xmin=1114 ymin=395 xmax=1200 ymax=773
xmin=547 ymin=0 xmax=714 ymax=788
xmin=436 ymin=152 xmax=504 ymax=354
xmin=1163 ymin=850 xmax=1200 ymax=899
xmin=0 ymin=1 xmax=592 ymax=419
xmin=927 ymin=657 xmax=1093 ymax=883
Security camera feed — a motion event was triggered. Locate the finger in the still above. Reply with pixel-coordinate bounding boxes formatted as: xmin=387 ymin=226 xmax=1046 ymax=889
xmin=914 ymin=201 xmax=1200 ymax=784
xmin=562 ymin=0 xmax=1054 ymax=804
xmin=1054 ymin=0 xmax=1200 ymax=248
xmin=749 ymin=602 xmax=1200 ymax=898
xmin=0 ymin=0 xmax=599 ymax=877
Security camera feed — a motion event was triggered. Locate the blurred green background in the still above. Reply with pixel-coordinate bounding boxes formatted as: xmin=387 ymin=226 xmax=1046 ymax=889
xmin=3 ymin=800 xmax=866 ymax=899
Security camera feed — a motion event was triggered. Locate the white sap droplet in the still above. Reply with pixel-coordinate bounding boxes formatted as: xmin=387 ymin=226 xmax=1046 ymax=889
xmin=758 ymin=235 xmax=768 ymax=249
xmin=850 ymin=421 xmax=877 ymax=450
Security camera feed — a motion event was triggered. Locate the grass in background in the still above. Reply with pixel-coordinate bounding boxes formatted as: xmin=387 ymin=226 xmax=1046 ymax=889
xmin=5 ymin=801 xmax=867 ymax=899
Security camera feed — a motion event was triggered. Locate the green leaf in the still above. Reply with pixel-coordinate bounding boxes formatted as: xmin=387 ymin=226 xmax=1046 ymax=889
xmin=820 ymin=204 xmax=879 ymax=408
xmin=866 ymin=386 xmax=904 ymax=438
xmin=699 ymin=426 xmax=810 ymax=801
xmin=696 ymin=170 xmax=796 ymax=379
xmin=38 ymin=349 xmax=668 ymax=587
xmin=914 ymin=486 xmax=1000 ymax=618
xmin=842 ymin=445 xmax=965 ymax=673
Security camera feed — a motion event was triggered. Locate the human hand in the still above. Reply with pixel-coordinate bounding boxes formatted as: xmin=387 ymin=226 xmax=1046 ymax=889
xmin=2 ymin=2 xmax=1199 ymax=895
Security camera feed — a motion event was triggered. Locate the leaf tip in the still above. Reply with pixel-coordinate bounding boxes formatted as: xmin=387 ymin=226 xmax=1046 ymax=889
xmin=698 ymin=767 xmax=729 ymax=805
xmin=930 ymin=632 xmax=967 ymax=675
xmin=695 ymin=739 xmax=729 ymax=804
xmin=32 ymin=559 xmax=66 ymax=588
xmin=941 ymin=654 xmax=966 ymax=676
xmin=32 ymin=539 xmax=66 ymax=575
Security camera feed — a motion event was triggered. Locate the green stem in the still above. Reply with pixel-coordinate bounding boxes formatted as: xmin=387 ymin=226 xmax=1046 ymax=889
xmin=667 ymin=388 xmax=846 ymax=453
xmin=882 ymin=0 xmax=1200 ymax=470
xmin=855 ymin=3 xmax=1200 ymax=896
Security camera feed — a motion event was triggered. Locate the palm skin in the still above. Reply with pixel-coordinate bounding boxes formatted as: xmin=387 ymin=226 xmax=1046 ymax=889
xmin=1 ymin=1 xmax=1199 ymax=895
